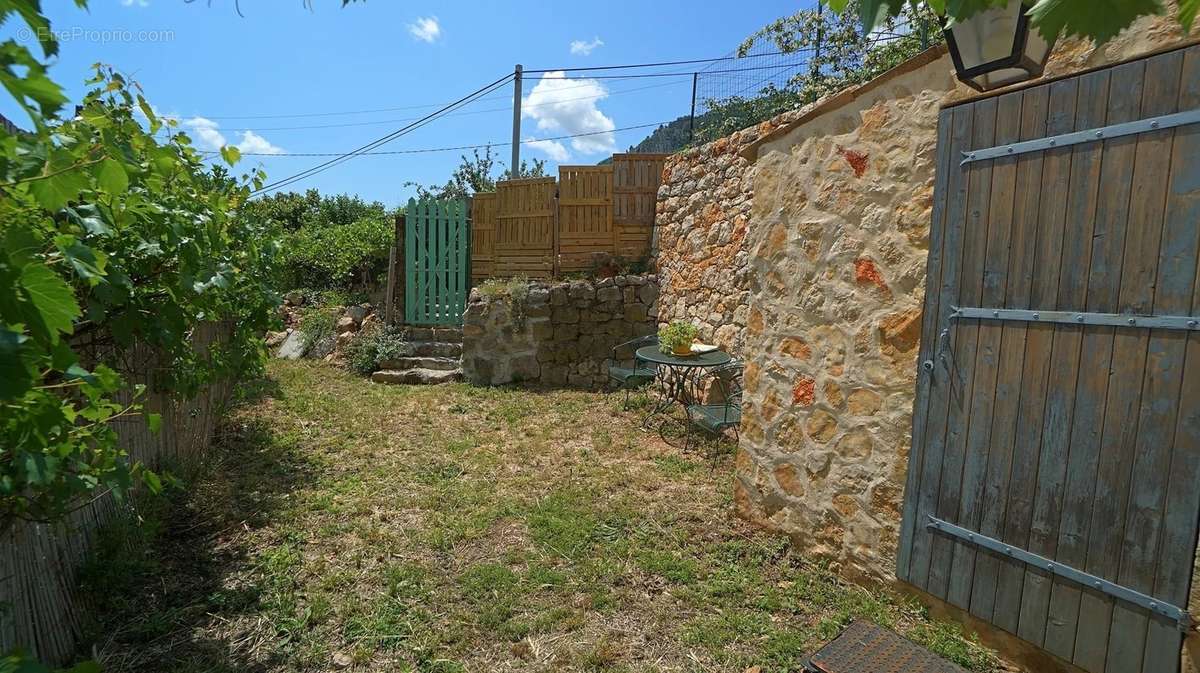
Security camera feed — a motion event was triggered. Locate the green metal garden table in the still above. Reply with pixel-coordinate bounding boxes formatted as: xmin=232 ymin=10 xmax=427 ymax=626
xmin=635 ymin=345 xmax=732 ymax=428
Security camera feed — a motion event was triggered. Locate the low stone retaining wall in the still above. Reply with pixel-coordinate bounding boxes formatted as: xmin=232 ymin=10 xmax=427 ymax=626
xmin=462 ymin=275 xmax=659 ymax=388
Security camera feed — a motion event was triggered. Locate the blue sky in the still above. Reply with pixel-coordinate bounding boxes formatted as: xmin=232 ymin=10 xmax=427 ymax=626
xmin=4 ymin=1 xmax=808 ymax=207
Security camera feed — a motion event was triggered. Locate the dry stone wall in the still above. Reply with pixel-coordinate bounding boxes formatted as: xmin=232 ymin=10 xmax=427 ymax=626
xmin=654 ymin=115 xmax=804 ymax=355
xmin=462 ymin=275 xmax=659 ymax=388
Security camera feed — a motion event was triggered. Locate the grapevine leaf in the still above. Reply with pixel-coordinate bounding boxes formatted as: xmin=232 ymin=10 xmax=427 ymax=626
xmin=97 ymin=158 xmax=129 ymax=194
xmin=1180 ymin=0 xmax=1199 ymax=30
xmin=1027 ymin=0 xmax=1164 ymax=43
xmin=63 ymin=204 xmax=112 ymax=236
xmin=147 ymin=412 xmax=162 ymax=433
xmin=19 ymin=262 xmax=81 ymax=342
xmin=220 ymin=145 xmax=241 ymax=166
xmin=26 ymin=163 xmax=89 ymax=211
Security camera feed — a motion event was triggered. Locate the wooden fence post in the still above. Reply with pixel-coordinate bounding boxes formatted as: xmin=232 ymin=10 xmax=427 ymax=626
xmin=385 ymin=213 xmax=404 ymax=326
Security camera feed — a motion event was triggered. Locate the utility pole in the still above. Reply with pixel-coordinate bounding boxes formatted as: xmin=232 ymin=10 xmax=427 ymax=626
xmin=511 ymin=64 xmax=522 ymax=178
xmin=688 ymin=72 xmax=698 ymax=146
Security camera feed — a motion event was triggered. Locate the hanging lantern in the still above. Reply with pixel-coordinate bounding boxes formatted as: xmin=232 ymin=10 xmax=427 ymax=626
xmin=942 ymin=1 xmax=1055 ymax=92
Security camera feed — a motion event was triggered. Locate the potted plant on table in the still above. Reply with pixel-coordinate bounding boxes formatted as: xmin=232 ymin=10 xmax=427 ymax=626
xmin=658 ymin=321 xmax=699 ymax=356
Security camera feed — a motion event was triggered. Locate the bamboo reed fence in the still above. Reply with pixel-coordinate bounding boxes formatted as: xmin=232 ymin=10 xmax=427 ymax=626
xmin=0 ymin=321 xmax=235 ymax=665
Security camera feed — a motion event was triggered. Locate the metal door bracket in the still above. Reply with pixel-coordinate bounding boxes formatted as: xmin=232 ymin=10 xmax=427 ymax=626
xmin=961 ymin=108 xmax=1200 ymax=165
xmin=927 ymin=516 xmax=1192 ymax=631
xmin=950 ymin=306 xmax=1200 ymax=331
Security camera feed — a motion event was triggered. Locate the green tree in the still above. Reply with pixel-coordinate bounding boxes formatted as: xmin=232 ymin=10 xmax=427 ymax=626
xmin=697 ymin=2 xmax=937 ymax=143
xmin=406 ymin=145 xmax=547 ymax=200
xmin=834 ymin=0 xmax=1197 ymax=45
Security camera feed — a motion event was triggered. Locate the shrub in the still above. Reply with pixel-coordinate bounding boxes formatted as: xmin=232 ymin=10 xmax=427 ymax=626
xmin=278 ymin=215 xmax=392 ymax=291
xmin=344 ymin=324 xmax=410 ymax=375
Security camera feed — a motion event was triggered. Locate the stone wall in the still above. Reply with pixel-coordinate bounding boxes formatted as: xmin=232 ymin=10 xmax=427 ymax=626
xmin=653 ymin=115 xmax=803 ymax=355
xmin=462 ymin=275 xmax=659 ymax=388
xmin=725 ymin=9 xmax=1191 ymax=587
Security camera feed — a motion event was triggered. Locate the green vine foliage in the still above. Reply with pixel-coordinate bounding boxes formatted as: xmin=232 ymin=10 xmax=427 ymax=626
xmin=696 ymin=2 xmax=940 ymax=143
xmin=1 ymin=2 xmax=279 ymax=532
xmin=834 ymin=0 xmax=1198 ymax=46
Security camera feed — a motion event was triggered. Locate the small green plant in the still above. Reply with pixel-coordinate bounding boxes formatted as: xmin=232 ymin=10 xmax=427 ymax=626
xmin=478 ymin=276 xmax=530 ymax=327
xmin=344 ymin=323 xmax=410 ymax=375
xmin=297 ymin=306 xmax=339 ymax=351
xmin=658 ymin=322 xmax=699 ymax=355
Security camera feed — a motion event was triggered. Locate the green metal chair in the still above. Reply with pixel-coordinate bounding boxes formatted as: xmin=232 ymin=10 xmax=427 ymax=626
xmin=683 ymin=361 xmax=743 ymax=453
xmin=605 ymin=335 xmax=658 ymax=409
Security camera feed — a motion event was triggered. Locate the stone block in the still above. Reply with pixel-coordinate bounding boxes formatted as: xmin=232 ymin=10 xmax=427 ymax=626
xmin=511 ymin=355 xmax=541 ymax=382
xmin=525 ymin=303 xmax=551 ymax=318
xmin=624 ymin=303 xmax=648 ymax=322
xmin=553 ymin=323 xmax=579 ymax=340
xmin=596 ymin=286 xmax=622 ymax=303
xmin=638 ymin=283 xmax=659 ymax=304
xmin=542 ymin=366 xmax=568 ymax=386
xmin=528 ymin=287 xmax=550 ymax=304
xmin=549 ymin=286 xmax=568 ymax=306
xmin=552 ymin=306 xmax=579 ymax=324
xmin=568 ymin=280 xmax=594 ymax=302
xmin=530 ymin=319 xmax=554 ymax=340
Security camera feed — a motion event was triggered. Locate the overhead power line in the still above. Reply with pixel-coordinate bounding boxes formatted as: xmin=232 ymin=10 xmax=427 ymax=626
xmin=251 ymin=73 xmax=514 ymax=196
xmin=205 ymin=78 xmax=690 ymax=133
xmin=218 ymin=121 xmax=671 ymax=157
xmin=522 ymin=50 xmax=790 ymax=74
xmin=159 ymin=53 xmax=792 ymax=123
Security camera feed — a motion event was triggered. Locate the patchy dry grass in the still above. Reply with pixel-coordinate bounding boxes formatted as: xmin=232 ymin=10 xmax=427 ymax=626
xmin=82 ymin=360 xmax=999 ymax=672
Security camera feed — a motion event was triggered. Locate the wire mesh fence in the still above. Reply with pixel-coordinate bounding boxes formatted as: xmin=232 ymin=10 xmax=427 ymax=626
xmin=612 ymin=5 xmax=940 ymax=155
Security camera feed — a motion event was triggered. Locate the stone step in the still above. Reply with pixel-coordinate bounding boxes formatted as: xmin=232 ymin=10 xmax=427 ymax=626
xmin=403 ymin=326 xmax=464 ymax=343
xmin=406 ymin=341 xmax=463 ymax=358
xmin=371 ymin=367 xmax=462 ymax=385
xmin=376 ymin=356 xmax=460 ymax=372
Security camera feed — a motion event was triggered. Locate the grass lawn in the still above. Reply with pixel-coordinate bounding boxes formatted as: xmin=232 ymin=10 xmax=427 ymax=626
xmin=83 ymin=360 xmax=999 ymax=672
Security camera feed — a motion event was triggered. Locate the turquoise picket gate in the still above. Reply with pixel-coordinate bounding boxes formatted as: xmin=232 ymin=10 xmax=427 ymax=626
xmin=404 ymin=198 xmax=469 ymax=325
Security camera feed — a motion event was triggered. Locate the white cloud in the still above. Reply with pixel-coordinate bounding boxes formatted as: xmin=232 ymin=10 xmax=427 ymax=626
xmin=183 ymin=117 xmax=284 ymax=156
xmin=524 ymin=137 xmax=569 ymax=162
xmin=522 ymin=71 xmax=615 ymax=156
xmin=120 ymin=0 xmax=150 ymax=6
xmin=407 ymin=16 xmax=441 ymax=43
xmin=185 ymin=116 xmax=227 ymax=151
xmin=569 ymin=37 xmax=603 ymax=56
xmin=235 ymin=130 xmax=284 ymax=155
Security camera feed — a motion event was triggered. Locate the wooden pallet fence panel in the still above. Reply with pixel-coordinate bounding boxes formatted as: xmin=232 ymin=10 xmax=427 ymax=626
xmin=496 ymin=177 xmax=556 ymax=278
xmin=612 ymin=153 xmax=667 ymax=261
xmin=471 ymin=193 xmax=496 ymax=281
xmin=557 ymin=165 xmax=614 ymax=274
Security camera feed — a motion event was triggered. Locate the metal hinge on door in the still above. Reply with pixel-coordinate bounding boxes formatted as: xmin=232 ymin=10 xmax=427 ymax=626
xmin=949 ymin=306 xmax=1200 ymax=331
xmin=960 ymin=108 xmax=1200 ymax=165
xmin=927 ymin=516 xmax=1193 ymax=631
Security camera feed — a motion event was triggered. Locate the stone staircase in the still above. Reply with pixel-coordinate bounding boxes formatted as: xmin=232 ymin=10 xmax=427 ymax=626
xmin=370 ymin=326 xmax=464 ymax=385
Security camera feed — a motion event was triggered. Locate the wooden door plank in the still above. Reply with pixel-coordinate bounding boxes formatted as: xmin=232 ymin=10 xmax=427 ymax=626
xmin=1015 ymin=74 xmax=1085 ymax=648
xmin=1143 ymin=45 xmax=1200 ymax=673
xmin=1102 ymin=48 xmax=1188 ymax=673
xmin=897 ymin=108 xmax=956 ymax=582
xmin=907 ymin=104 xmax=976 ymax=591
xmin=1040 ymin=67 xmax=1114 ymax=661
xmin=992 ymin=77 xmax=1078 ymax=638
xmin=406 ymin=199 xmax=417 ymax=324
xmin=969 ymin=84 xmax=1050 ymax=622
xmin=1018 ymin=67 xmax=1109 ymax=652
xmin=1071 ymin=58 xmax=1150 ymax=671
xmin=929 ymin=96 xmax=998 ymax=602
xmin=948 ymin=90 xmax=1023 ymax=610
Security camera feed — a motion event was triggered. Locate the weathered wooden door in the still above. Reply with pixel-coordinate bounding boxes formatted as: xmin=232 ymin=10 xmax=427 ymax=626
xmin=404 ymin=198 xmax=469 ymax=325
xmin=557 ymin=165 xmax=614 ymax=273
xmin=897 ymin=44 xmax=1200 ymax=673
